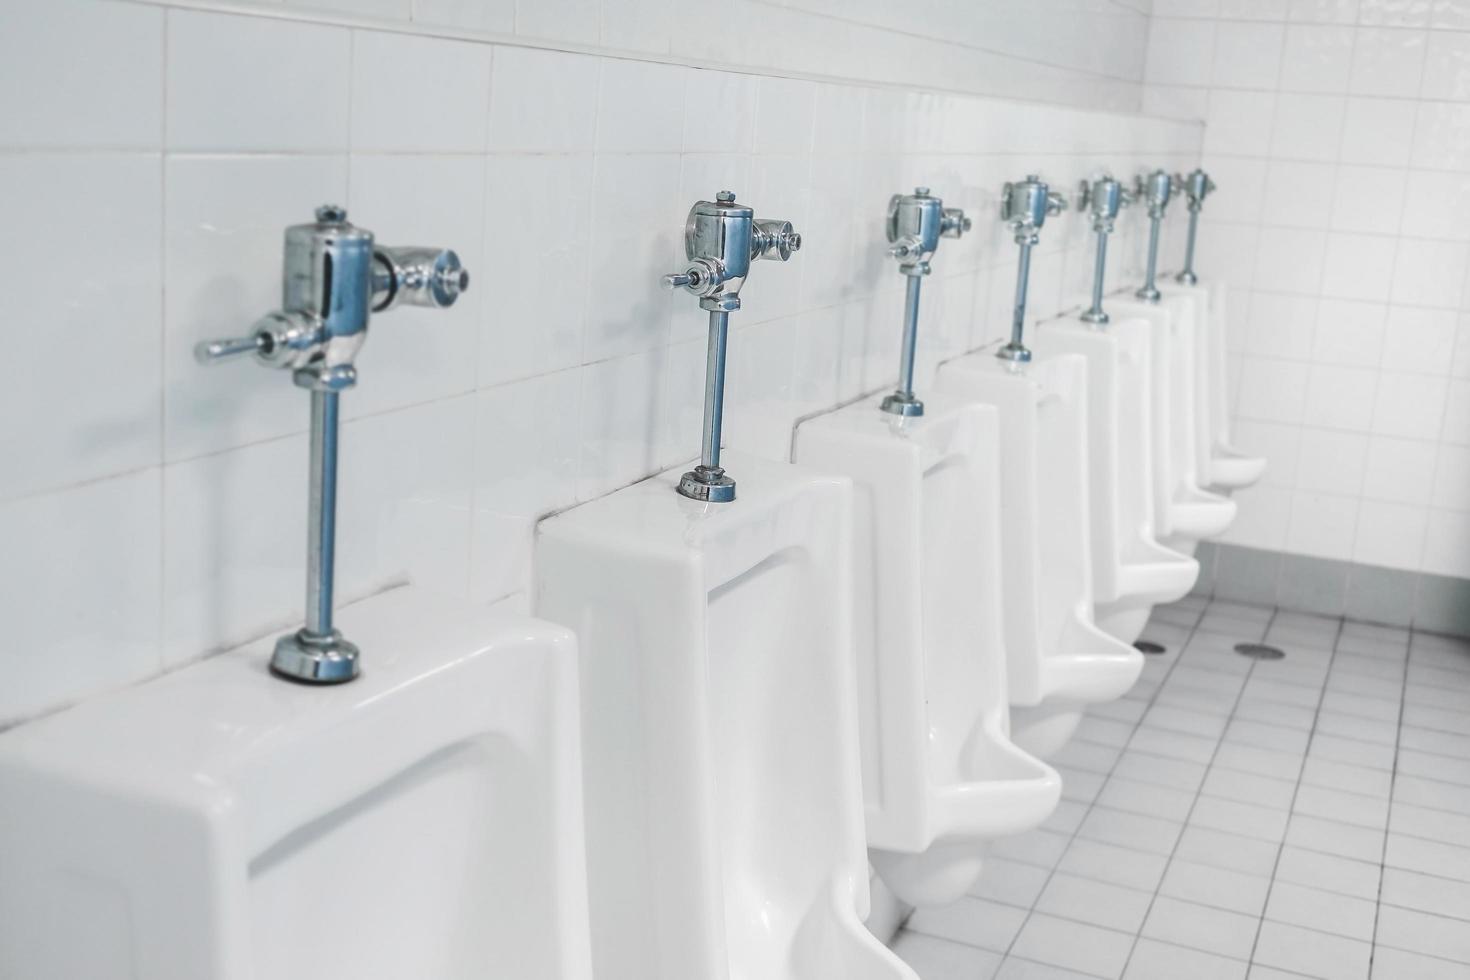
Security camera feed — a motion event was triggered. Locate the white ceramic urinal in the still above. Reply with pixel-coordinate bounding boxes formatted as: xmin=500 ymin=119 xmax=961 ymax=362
xmin=0 ymin=586 xmax=592 ymax=980
xmin=1108 ymin=293 xmax=1237 ymax=557
xmin=934 ymin=351 xmax=1143 ymax=760
xmin=535 ymin=450 xmax=915 ymax=980
xmin=1175 ymin=281 xmax=1266 ymax=490
xmin=1031 ymin=316 xmax=1199 ymax=645
xmin=794 ymin=394 xmax=1061 ymax=908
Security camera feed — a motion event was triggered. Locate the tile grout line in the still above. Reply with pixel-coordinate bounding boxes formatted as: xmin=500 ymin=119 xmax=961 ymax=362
xmin=996 ymin=599 xmax=1207 ymax=977
xmin=1369 ymin=623 xmax=1415 ymax=968
xmin=1114 ymin=602 xmax=1277 ymax=978
xmin=1241 ymin=610 xmax=1350 ymax=975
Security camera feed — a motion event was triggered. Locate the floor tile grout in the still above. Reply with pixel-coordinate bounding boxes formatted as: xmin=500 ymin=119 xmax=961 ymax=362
xmin=892 ymin=599 xmax=1470 ymax=980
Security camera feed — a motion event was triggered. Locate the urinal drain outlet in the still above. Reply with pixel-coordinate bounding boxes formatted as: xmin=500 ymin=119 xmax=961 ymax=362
xmin=1234 ymin=642 xmax=1285 ymax=661
xmin=1134 ymin=640 xmax=1166 ymax=655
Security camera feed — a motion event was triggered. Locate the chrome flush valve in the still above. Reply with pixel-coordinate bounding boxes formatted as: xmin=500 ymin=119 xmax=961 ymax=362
xmin=996 ymin=175 xmax=1066 ymax=364
xmin=663 ymin=190 xmax=800 ymax=503
xmin=194 ymin=205 xmax=468 ymax=685
xmin=880 ymin=187 xmax=970 ymax=417
xmin=1174 ymin=168 xmax=1216 ymax=286
xmin=1133 ymin=169 xmax=1174 ymax=302
xmin=1075 ymin=174 xmax=1132 ymax=326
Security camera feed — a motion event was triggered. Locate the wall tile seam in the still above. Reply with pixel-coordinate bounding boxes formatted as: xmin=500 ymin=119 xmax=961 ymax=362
xmin=1149 ymin=14 xmax=1470 ymax=30
xmin=104 ymin=0 xmax=1161 ymax=113
xmin=736 ymin=0 xmax=1152 ymax=86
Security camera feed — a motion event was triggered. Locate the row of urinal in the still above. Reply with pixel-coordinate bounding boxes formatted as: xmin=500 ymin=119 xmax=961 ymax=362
xmin=0 ymin=170 xmax=1259 ymax=980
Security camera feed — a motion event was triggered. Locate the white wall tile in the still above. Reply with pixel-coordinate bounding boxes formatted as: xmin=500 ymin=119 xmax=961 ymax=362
xmin=1270 ymin=93 xmax=1347 ymax=160
xmin=411 ymin=0 xmax=515 ymax=31
xmin=480 ymin=154 xmax=593 ymax=386
xmin=1363 ymin=435 xmax=1439 ymax=503
xmin=1381 ymin=307 xmax=1458 ymax=372
xmin=1361 ymin=0 xmax=1434 ymax=25
xmin=582 ymin=153 xmax=681 ymax=361
xmin=487 ymin=46 xmax=600 ymax=152
xmin=167 ymin=11 xmax=351 ymax=151
xmin=596 ymin=59 xmax=686 ymax=153
xmin=1331 ymin=166 xmax=1408 ymax=235
xmin=576 ymin=348 xmax=668 ymax=500
xmin=1282 ymin=24 xmax=1357 ymax=93
xmin=0 ymin=154 xmax=162 ymax=501
xmin=0 ymin=471 xmax=161 ymax=726
xmin=1372 ymin=371 xmax=1449 ymax=437
xmin=1391 ymin=238 xmax=1468 ymax=307
xmin=1317 ymin=299 xmax=1381 ymax=367
xmin=1286 ymin=490 xmax=1360 ymax=558
xmin=1353 ymin=499 xmax=1430 ymax=568
xmin=1296 ymin=428 xmax=1369 ymax=492
xmin=0 ymin=0 xmax=163 ymax=150
xmin=600 ymin=0 xmax=672 ymax=54
xmin=1410 ymin=100 xmax=1470 ymax=169
xmin=349 ymin=31 xmax=492 ymax=153
xmin=1340 ymin=97 xmax=1418 ymax=165
xmin=1291 ymin=0 xmax=1362 ymax=22
xmin=1350 ymin=27 xmax=1430 ymax=97
xmin=1148 ymin=18 xmax=1219 ymax=85
xmin=1421 ymin=30 xmax=1470 ymax=99
xmin=1321 ymin=232 xmax=1397 ymax=301
xmin=1213 ymin=21 xmax=1286 ymax=89
xmin=515 ymin=0 xmax=599 ymax=45
xmin=1432 ymin=444 xmax=1470 ymax=506
xmin=1421 ymin=507 xmax=1470 ymax=575
xmin=1304 ymin=364 xmax=1380 ymax=429
xmin=1204 ymin=89 xmax=1277 ymax=156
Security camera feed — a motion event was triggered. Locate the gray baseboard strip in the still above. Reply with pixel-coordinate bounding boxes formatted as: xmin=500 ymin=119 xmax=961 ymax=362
xmin=1191 ymin=542 xmax=1470 ymax=638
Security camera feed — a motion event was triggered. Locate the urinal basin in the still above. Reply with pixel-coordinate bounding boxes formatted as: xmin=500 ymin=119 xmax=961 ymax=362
xmin=0 ymin=586 xmax=593 ymax=980
xmin=794 ymin=393 xmax=1061 ymax=907
xmin=1169 ymin=281 xmax=1266 ymax=492
xmin=1108 ymin=295 xmax=1236 ymax=547
xmin=534 ymin=450 xmax=915 ymax=980
xmin=934 ymin=349 xmax=1142 ymax=761
xmin=1031 ymin=316 xmax=1198 ymax=620
xmin=1209 ymin=442 xmax=1267 ymax=488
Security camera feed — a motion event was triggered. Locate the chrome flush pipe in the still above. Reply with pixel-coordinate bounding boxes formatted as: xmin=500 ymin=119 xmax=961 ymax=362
xmin=996 ymin=175 xmax=1066 ymax=364
xmin=1076 ymin=174 xmax=1131 ymax=326
xmin=1175 ymin=168 xmax=1216 ymax=286
xmin=664 ymin=190 xmax=801 ymax=502
xmin=195 ymin=205 xmax=468 ymax=684
xmin=1134 ymin=169 xmax=1174 ymax=302
xmin=881 ymin=187 xmax=971 ymax=417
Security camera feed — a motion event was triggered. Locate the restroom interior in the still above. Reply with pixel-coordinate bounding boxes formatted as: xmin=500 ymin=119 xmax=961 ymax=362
xmin=3 ymin=1 xmax=1470 ymax=979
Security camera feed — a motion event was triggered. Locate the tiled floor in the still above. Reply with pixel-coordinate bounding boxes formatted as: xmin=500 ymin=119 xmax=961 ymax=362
xmin=891 ymin=595 xmax=1470 ymax=980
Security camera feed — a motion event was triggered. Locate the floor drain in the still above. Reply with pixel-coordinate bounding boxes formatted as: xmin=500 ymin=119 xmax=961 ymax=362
xmin=1134 ymin=640 xmax=1166 ymax=655
xmin=1234 ymin=642 xmax=1285 ymax=660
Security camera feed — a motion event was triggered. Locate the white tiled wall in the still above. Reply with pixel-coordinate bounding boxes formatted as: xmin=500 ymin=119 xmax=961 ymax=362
xmin=141 ymin=0 xmax=1155 ymax=112
xmin=1143 ymin=0 xmax=1470 ymax=580
xmin=0 ymin=0 xmax=1200 ymax=727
